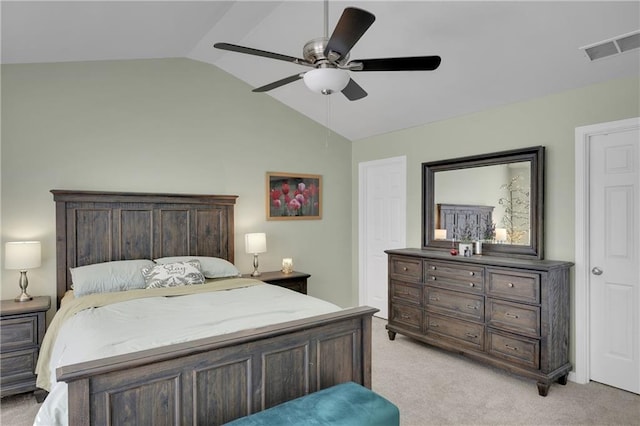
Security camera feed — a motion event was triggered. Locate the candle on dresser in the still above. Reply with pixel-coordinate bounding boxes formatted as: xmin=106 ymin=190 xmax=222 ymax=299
xmin=282 ymin=258 xmax=293 ymax=274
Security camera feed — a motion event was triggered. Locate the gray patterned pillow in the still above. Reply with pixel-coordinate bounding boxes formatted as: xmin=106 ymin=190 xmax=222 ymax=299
xmin=141 ymin=260 xmax=205 ymax=289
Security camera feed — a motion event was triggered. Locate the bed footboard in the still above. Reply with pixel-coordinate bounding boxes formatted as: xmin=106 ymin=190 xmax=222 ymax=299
xmin=56 ymin=306 xmax=378 ymax=425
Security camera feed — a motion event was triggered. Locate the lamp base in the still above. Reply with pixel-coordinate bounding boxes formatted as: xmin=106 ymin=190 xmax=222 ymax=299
xmin=251 ymin=270 xmax=261 ymax=277
xmin=15 ymin=291 xmax=33 ymax=302
xmin=15 ymin=270 xmax=33 ymax=302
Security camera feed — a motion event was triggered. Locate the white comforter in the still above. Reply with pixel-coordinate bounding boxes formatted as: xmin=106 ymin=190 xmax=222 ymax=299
xmin=34 ymin=281 xmax=340 ymax=425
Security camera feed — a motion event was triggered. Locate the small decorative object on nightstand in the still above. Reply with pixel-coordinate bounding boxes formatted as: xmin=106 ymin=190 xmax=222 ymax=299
xmin=243 ymin=270 xmax=310 ymax=295
xmin=282 ymin=258 xmax=293 ymax=274
xmin=1 ymin=296 xmax=50 ymax=399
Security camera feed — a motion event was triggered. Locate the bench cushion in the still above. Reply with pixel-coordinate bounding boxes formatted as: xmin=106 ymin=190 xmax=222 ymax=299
xmin=225 ymin=382 xmax=399 ymax=426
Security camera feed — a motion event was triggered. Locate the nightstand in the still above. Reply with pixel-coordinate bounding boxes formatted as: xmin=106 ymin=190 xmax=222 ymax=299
xmin=1 ymin=296 xmax=50 ymax=398
xmin=244 ymin=271 xmax=310 ymax=294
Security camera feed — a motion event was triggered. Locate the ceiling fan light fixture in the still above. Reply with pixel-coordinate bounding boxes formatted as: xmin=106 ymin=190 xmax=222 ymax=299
xmin=303 ymin=68 xmax=350 ymax=95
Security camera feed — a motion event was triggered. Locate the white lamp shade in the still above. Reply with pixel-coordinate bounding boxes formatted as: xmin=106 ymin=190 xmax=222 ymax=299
xmin=303 ymin=68 xmax=350 ymax=94
xmin=245 ymin=233 xmax=267 ymax=254
xmin=5 ymin=241 xmax=41 ymax=270
xmin=495 ymin=228 xmax=508 ymax=242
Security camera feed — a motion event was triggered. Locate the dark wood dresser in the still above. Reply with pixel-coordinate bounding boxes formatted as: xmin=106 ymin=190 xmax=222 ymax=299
xmin=385 ymin=248 xmax=572 ymax=396
xmin=0 ymin=296 xmax=50 ymax=398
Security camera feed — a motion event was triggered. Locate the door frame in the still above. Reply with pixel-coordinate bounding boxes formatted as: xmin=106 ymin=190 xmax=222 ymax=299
xmin=358 ymin=156 xmax=407 ymax=309
xmin=574 ymin=117 xmax=640 ymax=384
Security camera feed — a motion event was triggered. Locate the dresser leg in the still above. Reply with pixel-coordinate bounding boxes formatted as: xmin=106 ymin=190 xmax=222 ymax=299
xmin=536 ymin=381 xmax=550 ymax=397
xmin=387 ymin=330 xmax=396 ymax=341
xmin=557 ymin=373 xmax=569 ymax=386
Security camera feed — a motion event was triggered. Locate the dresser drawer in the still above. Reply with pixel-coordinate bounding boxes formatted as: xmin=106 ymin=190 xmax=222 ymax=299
xmin=0 ymin=316 xmax=38 ymax=351
xmin=487 ymin=268 xmax=540 ymax=303
xmin=487 ymin=299 xmax=540 ymax=337
xmin=488 ymin=329 xmax=540 ymax=370
xmin=425 ymin=261 xmax=484 ymax=293
xmin=425 ymin=287 xmax=484 ymax=322
xmin=0 ymin=348 xmax=37 ymax=384
xmin=426 ymin=313 xmax=484 ymax=351
xmin=390 ymin=303 xmax=422 ymax=331
xmin=389 ymin=256 xmax=422 ymax=282
xmin=390 ymin=280 xmax=422 ymax=305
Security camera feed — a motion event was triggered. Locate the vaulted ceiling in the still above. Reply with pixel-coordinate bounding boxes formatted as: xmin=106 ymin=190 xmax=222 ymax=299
xmin=2 ymin=1 xmax=638 ymax=141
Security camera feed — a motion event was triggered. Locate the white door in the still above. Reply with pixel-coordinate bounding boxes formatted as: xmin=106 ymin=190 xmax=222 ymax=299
xmin=586 ymin=122 xmax=640 ymax=393
xmin=359 ymin=156 xmax=406 ymax=319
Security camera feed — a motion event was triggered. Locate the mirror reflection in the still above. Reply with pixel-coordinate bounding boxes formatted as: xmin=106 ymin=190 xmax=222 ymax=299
xmin=433 ymin=162 xmax=531 ymax=245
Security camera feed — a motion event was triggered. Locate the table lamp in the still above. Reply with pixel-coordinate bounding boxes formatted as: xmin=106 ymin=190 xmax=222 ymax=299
xmin=5 ymin=241 xmax=41 ymax=302
xmin=245 ymin=233 xmax=266 ymax=277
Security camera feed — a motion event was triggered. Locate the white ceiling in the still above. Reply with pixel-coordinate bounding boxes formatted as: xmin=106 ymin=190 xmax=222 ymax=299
xmin=2 ymin=1 xmax=639 ymax=141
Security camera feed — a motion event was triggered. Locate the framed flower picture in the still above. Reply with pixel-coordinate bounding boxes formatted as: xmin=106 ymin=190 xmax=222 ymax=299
xmin=266 ymin=172 xmax=322 ymax=220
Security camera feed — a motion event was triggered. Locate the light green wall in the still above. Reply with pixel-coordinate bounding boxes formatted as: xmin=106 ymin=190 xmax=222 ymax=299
xmin=1 ymin=58 xmax=354 ymax=316
xmin=351 ymin=74 xmax=640 ymax=364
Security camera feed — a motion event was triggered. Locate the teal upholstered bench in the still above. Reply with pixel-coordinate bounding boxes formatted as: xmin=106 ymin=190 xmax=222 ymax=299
xmin=225 ymin=382 xmax=399 ymax=426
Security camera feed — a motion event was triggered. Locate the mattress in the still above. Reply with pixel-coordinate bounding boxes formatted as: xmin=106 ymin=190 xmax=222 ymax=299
xmin=34 ymin=279 xmax=341 ymax=425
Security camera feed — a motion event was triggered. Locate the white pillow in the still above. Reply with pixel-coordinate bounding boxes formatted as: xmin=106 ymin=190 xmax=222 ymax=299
xmin=154 ymin=256 xmax=240 ymax=279
xmin=141 ymin=260 xmax=205 ymax=288
xmin=70 ymin=259 xmax=155 ymax=297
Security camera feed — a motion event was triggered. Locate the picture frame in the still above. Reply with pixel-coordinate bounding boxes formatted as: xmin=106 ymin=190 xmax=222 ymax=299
xmin=266 ymin=172 xmax=322 ymax=220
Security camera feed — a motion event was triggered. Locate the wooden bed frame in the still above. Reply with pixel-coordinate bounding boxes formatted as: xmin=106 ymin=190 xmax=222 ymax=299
xmin=50 ymin=190 xmax=377 ymax=425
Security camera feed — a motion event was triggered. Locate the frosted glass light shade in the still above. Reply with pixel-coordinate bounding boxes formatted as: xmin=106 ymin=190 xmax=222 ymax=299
xmin=434 ymin=229 xmax=447 ymax=240
xmin=245 ymin=233 xmax=267 ymax=254
xmin=303 ymin=68 xmax=350 ymax=95
xmin=5 ymin=241 xmax=41 ymax=270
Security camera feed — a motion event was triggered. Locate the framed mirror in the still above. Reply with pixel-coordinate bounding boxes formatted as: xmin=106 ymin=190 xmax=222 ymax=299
xmin=422 ymin=146 xmax=545 ymax=259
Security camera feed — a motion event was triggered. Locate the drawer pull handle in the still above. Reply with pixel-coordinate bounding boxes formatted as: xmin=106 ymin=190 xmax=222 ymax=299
xmin=429 ymin=296 xmax=440 ymax=301
xmin=465 ymin=333 xmax=478 ymax=339
xmin=403 ymin=267 xmax=408 ymax=271
xmin=466 ymin=304 xmax=478 ymax=310
xmin=430 ymin=322 xmax=439 ymax=328
xmin=469 ymin=271 xmax=475 ymax=276
xmin=469 ymin=282 xmax=475 ymax=287
xmin=505 ymin=344 xmax=519 ymax=351
xmin=401 ymin=314 xmax=411 ymax=319
xmin=431 ymin=276 xmax=437 ymax=281
xmin=431 ymin=266 xmax=437 ymax=270
xmin=505 ymin=312 xmax=519 ymax=319
xmin=507 ymin=282 xmax=514 ymax=288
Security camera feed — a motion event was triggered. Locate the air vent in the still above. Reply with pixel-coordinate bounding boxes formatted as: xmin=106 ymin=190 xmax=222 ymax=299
xmin=581 ymin=30 xmax=640 ymax=61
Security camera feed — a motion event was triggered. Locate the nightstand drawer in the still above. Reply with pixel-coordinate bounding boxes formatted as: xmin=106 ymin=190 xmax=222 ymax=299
xmin=0 ymin=316 xmax=38 ymax=351
xmin=269 ymin=278 xmax=307 ymax=294
xmin=0 ymin=348 xmax=37 ymax=384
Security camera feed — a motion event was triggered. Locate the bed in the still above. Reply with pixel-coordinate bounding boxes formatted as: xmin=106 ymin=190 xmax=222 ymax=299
xmin=36 ymin=190 xmax=377 ymax=425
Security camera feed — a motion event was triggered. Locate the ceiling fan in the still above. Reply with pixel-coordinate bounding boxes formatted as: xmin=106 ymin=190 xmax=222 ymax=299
xmin=213 ymin=4 xmax=441 ymax=101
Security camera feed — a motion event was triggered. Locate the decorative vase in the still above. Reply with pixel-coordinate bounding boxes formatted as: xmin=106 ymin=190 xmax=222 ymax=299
xmin=459 ymin=243 xmax=473 ymax=257
xmin=475 ymin=240 xmax=483 ymax=255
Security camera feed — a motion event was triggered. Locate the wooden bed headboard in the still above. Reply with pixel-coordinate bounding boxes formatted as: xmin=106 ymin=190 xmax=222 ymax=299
xmin=51 ymin=190 xmax=238 ymax=307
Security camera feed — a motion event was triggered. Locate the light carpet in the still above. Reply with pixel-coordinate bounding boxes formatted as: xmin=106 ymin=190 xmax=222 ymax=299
xmin=1 ymin=317 xmax=638 ymax=425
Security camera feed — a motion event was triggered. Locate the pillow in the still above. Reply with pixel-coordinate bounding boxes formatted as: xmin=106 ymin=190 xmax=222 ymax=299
xmin=70 ymin=259 xmax=155 ymax=297
xmin=154 ymin=256 xmax=240 ymax=279
xmin=141 ymin=260 xmax=205 ymax=288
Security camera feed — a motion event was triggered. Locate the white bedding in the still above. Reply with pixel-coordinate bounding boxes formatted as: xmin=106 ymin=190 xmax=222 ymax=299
xmin=34 ymin=281 xmax=341 ymax=425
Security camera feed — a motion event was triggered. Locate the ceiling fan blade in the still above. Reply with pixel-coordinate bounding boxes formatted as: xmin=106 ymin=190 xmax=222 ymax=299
xmin=350 ymin=56 xmax=442 ymax=72
xmin=214 ymin=42 xmax=308 ymax=65
xmin=324 ymin=8 xmax=375 ymax=62
xmin=342 ymin=78 xmax=367 ymax=101
xmin=252 ymin=74 xmax=304 ymax=93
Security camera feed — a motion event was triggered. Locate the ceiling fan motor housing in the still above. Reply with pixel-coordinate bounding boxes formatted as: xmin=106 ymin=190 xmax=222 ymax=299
xmin=303 ymin=37 xmax=348 ymax=66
